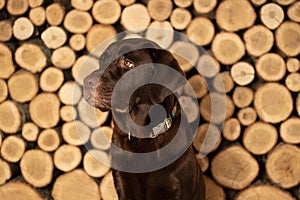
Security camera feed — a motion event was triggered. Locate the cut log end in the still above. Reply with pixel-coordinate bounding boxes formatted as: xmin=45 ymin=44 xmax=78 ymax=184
xmin=40 ymin=67 xmax=64 ymax=92
xmin=286 ymin=58 xmax=300 ymax=73
xmin=0 ymin=159 xmax=11 ymax=185
xmin=69 ymin=34 xmax=86 ymax=51
xmin=100 ymin=171 xmax=118 ymax=200
xmin=46 ymin=3 xmax=65 ymax=26
xmin=62 ymin=120 xmax=91 ymax=146
xmin=29 ymin=6 xmax=46 ymax=26
xmin=193 ymin=0 xmax=217 ymax=14
xmin=187 ymin=17 xmax=215 ymax=46
xmin=91 ymin=126 xmax=113 ymax=150
xmin=38 ymin=128 xmax=60 ymax=152
xmin=54 ymin=144 xmax=82 ymax=172
xmin=280 ymin=118 xmax=300 ymax=144
xmin=22 ymin=122 xmax=39 ymax=142
xmin=0 ymin=20 xmax=13 ymax=42
xmin=0 ymin=79 xmax=8 ymax=103
xmin=1 ymin=136 xmax=25 ymax=163
xmin=237 ymin=107 xmax=257 ymax=126
xmin=148 ymin=0 xmax=172 ymax=21
xmin=231 ymin=62 xmax=255 ymax=86
xmin=222 ymin=118 xmax=241 ymax=142
xmin=83 ymin=149 xmax=110 ymax=178
xmin=121 ymin=4 xmax=150 ymax=32
xmin=0 ymin=101 xmax=21 ymax=134
xmin=13 ymin=17 xmax=34 ymax=40
xmin=170 ymin=8 xmax=192 ymax=31
xmin=232 ymin=86 xmax=254 ymax=108
xmin=260 ymin=3 xmax=284 ymax=30
xmin=204 ymin=176 xmax=226 ymax=200
xmin=60 ymin=105 xmax=77 ymax=122
xmin=0 ymin=182 xmax=43 ymax=200
xmin=92 ymin=0 xmax=121 ymax=25
xmin=41 ymin=26 xmax=67 ymax=49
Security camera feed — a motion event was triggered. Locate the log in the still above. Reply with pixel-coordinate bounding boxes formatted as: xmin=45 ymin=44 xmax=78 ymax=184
xmin=147 ymin=0 xmax=172 ymax=21
xmin=99 ymin=171 xmax=118 ymax=200
xmin=285 ymin=73 xmax=300 ymax=92
xmin=0 ymin=159 xmax=11 ymax=185
xmin=195 ymin=154 xmax=209 ymax=172
xmin=231 ymin=62 xmax=255 ymax=86
xmin=280 ymin=118 xmax=300 ymax=144
xmin=90 ymin=126 xmax=113 ymax=150
xmin=0 ymin=0 xmax=4 ymax=10
xmin=78 ymin=98 xmax=109 ymax=128
xmin=276 ymin=0 xmax=296 ymax=6
xmin=41 ymin=26 xmax=67 ymax=49
xmin=193 ymin=0 xmax=217 ymax=14
xmin=222 ymin=118 xmax=241 ymax=142
xmin=232 ymin=86 xmax=253 ymax=108
xmin=173 ymin=0 xmax=192 ymax=8
xmin=256 ymin=53 xmax=286 ymax=81
xmin=260 ymin=3 xmax=284 ymax=30
xmin=170 ymin=8 xmax=192 ymax=31
xmin=58 ymin=81 xmax=82 ymax=105
xmin=254 ymin=83 xmax=293 ymax=123
xmin=39 ymin=66 xmax=64 ymax=92
xmin=193 ymin=123 xmax=221 ymax=154
xmin=29 ymin=93 xmax=60 ymax=128
xmin=286 ymin=58 xmax=300 ymax=73
xmin=37 ymin=128 xmax=60 ymax=152
xmin=20 ymin=150 xmax=53 ymax=188
xmin=250 ymin=0 xmax=267 ymax=6
xmin=118 ymin=0 xmax=135 ymax=6
xmin=243 ymin=122 xmax=278 ymax=155
xmin=0 ymin=20 xmax=13 ymax=41
xmin=22 ymin=122 xmax=39 ymax=142
xmin=243 ymin=25 xmax=274 ymax=57
xmin=178 ymin=96 xmax=199 ymax=123
xmin=216 ymin=0 xmax=256 ymax=32
xmin=200 ymin=93 xmax=235 ymax=124
xmin=236 ymin=185 xmax=296 ymax=200
xmin=145 ymin=21 xmax=174 ymax=49
xmin=7 ymin=0 xmax=28 ymax=15
xmin=121 ymin=3 xmax=151 ymax=32
xmin=204 ymin=176 xmax=226 ymax=200
xmin=0 ymin=79 xmax=8 ymax=103
xmin=186 ymin=17 xmax=215 ymax=46
xmin=237 ymin=107 xmax=257 ymax=126
xmin=297 ymin=93 xmax=300 ymax=116
xmin=196 ymin=54 xmax=220 ymax=78
xmin=0 ymin=43 xmax=15 ymax=79
xmin=46 ymin=3 xmax=65 ymax=26
xmin=51 ymin=46 xmax=76 ymax=69
xmin=69 ymin=34 xmax=85 ymax=51
xmin=15 ymin=43 xmax=47 ymax=73
xmin=71 ymin=0 xmax=93 ymax=11
xmin=213 ymin=72 xmax=234 ymax=93
xmin=61 ymin=120 xmax=91 ymax=146
xmin=83 ymin=149 xmax=110 ymax=178
xmin=288 ymin=1 xmax=300 ymax=22
xmin=52 ymin=169 xmax=100 ymax=200
xmin=60 ymin=105 xmax=77 ymax=122
xmin=12 ymin=17 xmax=34 ymax=41
xmin=266 ymin=144 xmax=300 ymax=188
xmin=1 ymin=135 xmax=25 ymax=163
xmin=28 ymin=0 xmax=43 ymax=8
xmin=53 ymin=144 xmax=82 ymax=172
xmin=63 ymin=10 xmax=93 ymax=34
xmin=0 ymin=182 xmax=43 ymax=200
xmin=211 ymin=145 xmax=259 ymax=190
xmin=184 ymin=74 xmax=208 ymax=99
xmin=92 ymin=0 xmax=121 ymax=25
xmin=276 ymin=21 xmax=300 ymax=56
xmin=211 ymin=32 xmax=245 ymax=65
xmin=0 ymin=101 xmax=21 ymax=134
xmin=8 ymin=70 xmax=38 ymax=103
xmin=29 ymin=6 xmax=46 ymax=26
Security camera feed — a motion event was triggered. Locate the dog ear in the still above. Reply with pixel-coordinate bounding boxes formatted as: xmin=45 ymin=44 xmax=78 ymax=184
xmin=149 ymin=49 xmax=185 ymax=104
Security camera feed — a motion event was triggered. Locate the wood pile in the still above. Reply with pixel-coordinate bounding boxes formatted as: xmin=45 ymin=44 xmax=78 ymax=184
xmin=0 ymin=0 xmax=299 ymax=199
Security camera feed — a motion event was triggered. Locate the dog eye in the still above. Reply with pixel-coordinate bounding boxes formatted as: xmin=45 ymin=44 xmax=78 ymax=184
xmin=123 ymin=58 xmax=135 ymax=69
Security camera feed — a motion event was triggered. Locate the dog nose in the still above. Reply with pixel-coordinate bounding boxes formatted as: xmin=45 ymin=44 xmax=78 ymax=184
xmin=84 ymin=76 xmax=98 ymax=89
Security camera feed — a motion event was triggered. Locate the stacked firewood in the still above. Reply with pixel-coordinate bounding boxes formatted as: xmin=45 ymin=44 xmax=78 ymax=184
xmin=0 ymin=0 xmax=299 ymax=199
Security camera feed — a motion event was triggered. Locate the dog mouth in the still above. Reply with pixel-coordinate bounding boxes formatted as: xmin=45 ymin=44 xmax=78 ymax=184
xmin=83 ymin=88 xmax=111 ymax=111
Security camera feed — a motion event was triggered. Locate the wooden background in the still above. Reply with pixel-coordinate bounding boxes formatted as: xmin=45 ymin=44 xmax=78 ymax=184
xmin=0 ymin=0 xmax=299 ymax=199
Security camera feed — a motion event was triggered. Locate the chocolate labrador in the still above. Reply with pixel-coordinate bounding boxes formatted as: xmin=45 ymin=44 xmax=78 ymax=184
xmin=83 ymin=38 xmax=205 ymax=200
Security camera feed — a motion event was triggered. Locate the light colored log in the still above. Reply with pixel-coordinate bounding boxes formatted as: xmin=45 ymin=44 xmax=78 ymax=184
xmin=196 ymin=54 xmax=220 ymax=78
xmin=60 ymin=105 xmax=77 ymax=122
xmin=213 ymin=72 xmax=234 ymax=93
xmin=92 ymin=0 xmax=121 ymax=25
xmin=8 ymin=70 xmax=38 ymax=103
xmin=280 ymin=118 xmax=300 ymax=144
xmin=1 ymin=135 xmax=25 ymax=163
xmin=233 ymin=86 xmax=253 ymax=108
xmin=187 ymin=17 xmax=215 ymax=46
xmin=29 ymin=6 xmax=46 ymax=26
xmin=0 ymin=159 xmax=11 ymax=185
xmin=193 ymin=123 xmax=221 ymax=154
xmin=212 ymin=32 xmax=245 ymax=65
xmin=145 ymin=21 xmax=174 ymax=49
xmin=15 ymin=43 xmax=47 ymax=73
xmin=216 ymin=0 xmax=256 ymax=32
xmin=178 ymin=96 xmax=199 ymax=123
xmin=51 ymin=46 xmax=76 ymax=69
xmin=28 ymin=0 xmax=43 ymax=8
xmin=29 ymin=93 xmax=60 ymax=128
xmin=64 ymin=10 xmax=93 ymax=34
xmin=0 ymin=20 xmax=12 ymax=41
xmin=170 ymin=8 xmax=192 ymax=31
xmin=71 ymin=0 xmax=93 ymax=11
xmin=46 ymin=3 xmax=65 ymax=26
xmin=0 ymin=0 xmax=4 ymax=10
xmin=231 ymin=62 xmax=255 ymax=86
xmin=276 ymin=21 xmax=300 ymax=57
xmin=288 ymin=1 xmax=300 ymax=22
xmin=100 ymin=171 xmax=118 ymax=200
xmin=0 ymin=101 xmax=21 ymax=134
xmin=83 ymin=149 xmax=110 ymax=178
xmin=58 ymin=81 xmax=82 ymax=105
xmin=22 ymin=122 xmax=39 ymax=142
xmin=222 ymin=118 xmax=241 ymax=142
xmin=211 ymin=145 xmax=259 ymax=190
xmin=237 ymin=107 xmax=257 ymax=126
xmin=52 ymin=169 xmax=100 ymax=200
xmin=39 ymin=66 xmax=64 ymax=92
xmin=297 ymin=93 xmax=300 ymax=116
xmin=20 ymin=150 xmax=53 ymax=188
xmin=286 ymin=58 xmax=300 ymax=73
xmin=0 ymin=182 xmax=43 ymax=200
xmin=12 ymin=17 xmax=34 ymax=40
xmin=184 ymin=74 xmax=208 ymax=99
xmin=91 ymin=126 xmax=113 ymax=150
xmin=174 ymin=0 xmax=192 ymax=8
xmin=38 ymin=128 xmax=60 ymax=152
xmin=69 ymin=34 xmax=85 ymax=51
xmin=195 ymin=154 xmax=209 ymax=172
xmin=54 ymin=144 xmax=82 ymax=172
xmin=121 ymin=3 xmax=151 ymax=32
xmin=193 ymin=0 xmax=217 ymax=14
xmin=250 ymin=0 xmax=267 ymax=6
xmin=276 ymin=0 xmax=295 ymax=6
xmin=285 ymin=73 xmax=300 ymax=92
xmin=147 ymin=0 xmax=172 ymax=21
xmin=266 ymin=144 xmax=300 ymax=188
xmin=0 ymin=79 xmax=8 ymax=103
xmin=62 ymin=120 xmax=91 ymax=146
xmin=204 ymin=176 xmax=226 ymax=200
xmin=260 ymin=3 xmax=284 ymax=30
xmin=7 ymin=0 xmax=28 ymax=15
xmin=118 ymin=0 xmax=135 ymax=6
xmin=0 ymin=43 xmax=15 ymax=79
xmin=254 ymin=83 xmax=292 ymax=124
xmin=41 ymin=26 xmax=67 ymax=49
